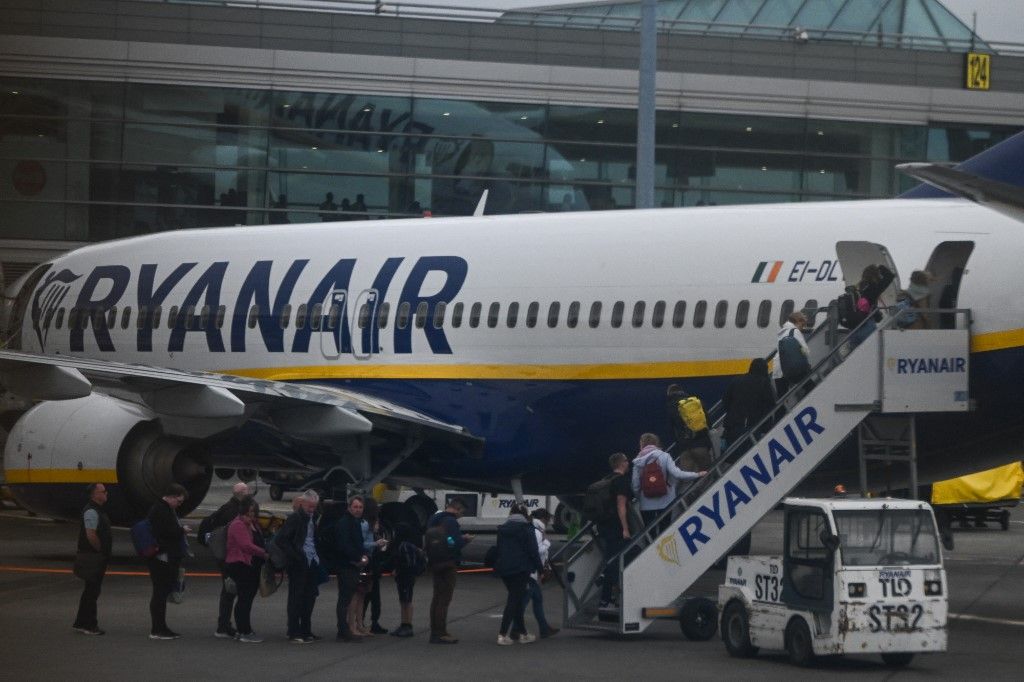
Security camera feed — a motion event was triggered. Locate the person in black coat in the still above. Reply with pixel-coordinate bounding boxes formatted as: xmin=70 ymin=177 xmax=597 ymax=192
xmin=494 ymin=503 xmax=543 ymax=645
xmin=333 ymin=496 xmax=373 ymax=642
xmin=146 ymin=483 xmax=189 ymax=640
xmin=721 ymin=358 xmax=776 ymax=451
xmin=274 ymin=490 xmax=322 ymax=643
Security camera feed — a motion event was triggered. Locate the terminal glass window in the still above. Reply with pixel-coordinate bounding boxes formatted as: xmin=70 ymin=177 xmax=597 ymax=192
xmin=834 ymin=509 xmax=940 ymax=567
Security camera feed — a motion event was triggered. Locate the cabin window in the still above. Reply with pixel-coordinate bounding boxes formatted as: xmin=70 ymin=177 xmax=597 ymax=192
xmin=672 ymin=300 xmax=686 ymax=328
xmin=693 ymin=300 xmax=707 ymax=328
xmin=735 ymin=300 xmax=750 ymax=328
xmin=183 ymin=305 xmax=196 ymax=331
xmin=714 ymin=300 xmax=728 ymax=328
xmin=120 ymin=307 xmax=131 ymax=330
xmin=55 ymin=308 xmax=65 ymax=329
xmin=295 ymin=303 xmax=307 ymax=330
xmin=357 ymin=303 xmax=369 ymax=329
xmin=246 ymin=305 xmax=258 ymax=329
xmin=757 ymin=299 xmax=771 ymax=328
xmin=67 ymin=308 xmax=77 ymax=330
xmin=611 ymin=301 xmax=625 ymax=328
xmin=151 ymin=306 xmax=162 ymax=329
xmin=588 ymin=302 xmax=602 ymax=328
xmin=469 ymin=302 xmax=482 ymax=328
xmin=487 ymin=302 xmax=500 ymax=328
xmin=106 ymin=307 xmax=117 ymax=329
xmin=327 ymin=303 xmax=340 ymax=330
xmin=199 ymin=305 xmax=210 ymax=330
xmin=215 ymin=305 xmax=226 ymax=329
xmin=506 ymin=302 xmax=519 ymax=328
xmin=415 ymin=301 xmax=428 ymax=329
xmin=279 ymin=304 xmax=291 ymax=329
xmin=803 ymin=299 xmax=819 ymax=326
xmin=547 ymin=302 xmax=560 ymax=328
xmin=450 ymin=302 xmax=463 ymax=328
xmin=779 ymin=299 xmax=795 ymax=326
xmin=652 ymin=300 xmax=666 ymax=328
xmin=526 ymin=302 xmax=539 ymax=328
xmin=396 ymin=302 xmax=410 ymax=330
xmin=377 ymin=302 xmax=390 ymax=329
xmin=567 ymin=301 xmax=580 ymax=328
xmin=433 ymin=302 xmax=446 ymax=329
xmin=632 ymin=301 xmax=646 ymax=328
xmin=168 ymin=306 xmax=180 ymax=329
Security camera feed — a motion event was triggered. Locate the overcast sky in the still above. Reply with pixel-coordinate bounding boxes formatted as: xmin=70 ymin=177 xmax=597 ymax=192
xmin=408 ymin=0 xmax=1023 ymax=44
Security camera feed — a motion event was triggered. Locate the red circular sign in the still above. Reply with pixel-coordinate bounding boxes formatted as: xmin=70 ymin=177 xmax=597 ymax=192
xmin=12 ymin=160 xmax=46 ymax=196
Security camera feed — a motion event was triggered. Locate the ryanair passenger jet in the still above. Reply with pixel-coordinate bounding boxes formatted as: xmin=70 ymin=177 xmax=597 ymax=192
xmin=2 ymin=131 xmax=1023 ymax=526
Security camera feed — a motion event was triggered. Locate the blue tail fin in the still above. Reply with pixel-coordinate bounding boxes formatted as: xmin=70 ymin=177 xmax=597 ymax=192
xmin=901 ymin=129 xmax=1024 ymax=198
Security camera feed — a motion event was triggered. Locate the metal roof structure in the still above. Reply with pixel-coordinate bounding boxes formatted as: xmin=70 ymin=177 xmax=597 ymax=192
xmin=503 ymin=0 xmax=990 ymax=51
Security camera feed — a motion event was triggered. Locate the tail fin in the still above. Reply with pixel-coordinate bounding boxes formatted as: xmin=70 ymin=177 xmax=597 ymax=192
xmin=900 ymin=128 xmax=1024 ymax=198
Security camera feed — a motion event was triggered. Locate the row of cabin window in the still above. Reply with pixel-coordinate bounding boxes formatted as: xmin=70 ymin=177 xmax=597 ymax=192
xmin=47 ymin=298 xmax=819 ymax=334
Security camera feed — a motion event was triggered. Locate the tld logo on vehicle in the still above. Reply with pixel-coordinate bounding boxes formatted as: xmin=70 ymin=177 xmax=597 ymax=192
xmin=752 ymin=259 xmax=840 ymax=283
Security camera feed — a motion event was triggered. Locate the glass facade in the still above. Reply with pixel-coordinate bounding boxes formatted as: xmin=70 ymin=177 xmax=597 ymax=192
xmin=0 ymin=77 xmax=1018 ymax=242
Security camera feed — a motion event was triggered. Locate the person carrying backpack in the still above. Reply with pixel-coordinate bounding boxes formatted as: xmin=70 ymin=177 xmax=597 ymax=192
xmin=389 ymin=523 xmax=425 ymax=638
xmin=772 ymin=311 xmax=810 ymax=398
xmin=595 ymin=453 xmax=632 ymax=608
xmin=631 ymin=433 xmax=705 ymax=535
xmin=665 ymin=385 xmax=714 ymax=472
xmin=425 ymin=499 xmax=473 ymax=644
xmin=494 ymin=503 xmax=543 ymax=646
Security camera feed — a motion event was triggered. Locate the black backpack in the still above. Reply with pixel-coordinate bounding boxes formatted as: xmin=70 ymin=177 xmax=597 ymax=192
xmin=778 ymin=328 xmax=811 ymax=379
xmin=582 ymin=474 xmax=617 ymax=523
xmin=837 ymin=285 xmax=865 ymax=328
xmin=423 ymin=522 xmax=455 ymax=566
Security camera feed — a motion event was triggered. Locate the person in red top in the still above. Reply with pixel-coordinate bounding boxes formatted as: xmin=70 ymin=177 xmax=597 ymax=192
xmin=225 ymin=497 xmax=268 ymax=643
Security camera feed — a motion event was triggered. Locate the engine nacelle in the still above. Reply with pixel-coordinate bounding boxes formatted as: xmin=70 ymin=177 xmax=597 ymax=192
xmin=4 ymin=394 xmax=211 ymax=524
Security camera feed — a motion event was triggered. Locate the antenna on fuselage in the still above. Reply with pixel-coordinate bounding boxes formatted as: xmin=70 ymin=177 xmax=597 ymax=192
xmin=473 ymin=190 xmax=489 ymax=217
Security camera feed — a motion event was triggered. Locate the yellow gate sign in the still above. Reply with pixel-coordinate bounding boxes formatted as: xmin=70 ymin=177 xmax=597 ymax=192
xmin=965 ymin=52 xmax=991 ymax=90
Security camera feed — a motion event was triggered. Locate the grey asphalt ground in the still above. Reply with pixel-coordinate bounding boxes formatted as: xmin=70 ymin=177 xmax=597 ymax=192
xmin=1 ymin=483 xmax=1023 ymax=681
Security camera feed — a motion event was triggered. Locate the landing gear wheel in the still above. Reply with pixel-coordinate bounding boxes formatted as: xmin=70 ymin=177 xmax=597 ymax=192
xmin=785 ymin=617 xmax=816 ymax=667
xmin=237 ymin=468 xmax=256 ymax=483
xmin=881 ymin=652 xmax=915 ymax=668
xmin=215 ymin=468 xmax=236 ymax=481
xmin=269 ymin=485 xmax=283 ymax=502
xmin=679 ymin=597 xmax=718 ymax=641
xmin=721 ymin=600 xmax=758 ymax=657
xmin=1000 ymin=509 xmax=1010 ymax=531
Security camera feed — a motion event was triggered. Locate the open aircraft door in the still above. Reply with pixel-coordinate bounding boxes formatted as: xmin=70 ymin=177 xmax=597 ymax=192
xmin=924 ymin=241 xmax=974 ymax=330
xmin=835 ymin=241 xmax=901 ymax=304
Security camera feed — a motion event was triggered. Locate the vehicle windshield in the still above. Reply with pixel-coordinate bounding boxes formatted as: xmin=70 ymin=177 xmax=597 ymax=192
xmin=833 ymin=509 xmax=941 ymax=566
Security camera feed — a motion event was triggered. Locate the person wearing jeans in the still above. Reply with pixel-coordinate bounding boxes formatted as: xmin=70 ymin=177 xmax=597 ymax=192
xmin=224 ymin=497 xmax=267 ymax=643
xmin=494 ymin=504 xmax=543 ymax=645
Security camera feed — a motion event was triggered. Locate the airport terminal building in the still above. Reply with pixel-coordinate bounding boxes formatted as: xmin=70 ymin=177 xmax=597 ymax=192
xmin=1 ymin=0 xmax=1023 ymax=289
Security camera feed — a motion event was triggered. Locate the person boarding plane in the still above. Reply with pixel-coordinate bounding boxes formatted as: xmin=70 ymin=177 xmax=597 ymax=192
xmin=1 ymin=131 xmax=1023 ymax=527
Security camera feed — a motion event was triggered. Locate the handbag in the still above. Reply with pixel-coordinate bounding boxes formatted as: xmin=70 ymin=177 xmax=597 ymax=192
xmin=170 ymin=567 xmax=187 ymax=604
xmin=259 ymin=563 xmax=283 ymax=598
xmin=72 ymin=552 xmax=105 ymax=581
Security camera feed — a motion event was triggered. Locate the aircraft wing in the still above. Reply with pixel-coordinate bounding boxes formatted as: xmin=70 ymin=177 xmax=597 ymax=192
xmin=0 ymin=349 xmax=481 ymax=459
xmin=897 ymin=162 xmax=1024 ymax=223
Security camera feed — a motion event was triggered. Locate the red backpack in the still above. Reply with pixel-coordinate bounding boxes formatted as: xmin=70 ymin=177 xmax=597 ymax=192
xmin=640 ymin=455 xmax=668 ymax=497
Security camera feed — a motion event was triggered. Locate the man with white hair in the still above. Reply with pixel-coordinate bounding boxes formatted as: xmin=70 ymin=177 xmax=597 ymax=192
xmin=198 ymin=481 xmax=252 ymax=638
xmin=274 ymin=490 xmax=322 ymax=643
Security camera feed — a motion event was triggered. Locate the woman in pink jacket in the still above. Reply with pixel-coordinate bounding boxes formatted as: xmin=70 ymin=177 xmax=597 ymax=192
xmin=225 ymin=497 xmax=268 ymax=643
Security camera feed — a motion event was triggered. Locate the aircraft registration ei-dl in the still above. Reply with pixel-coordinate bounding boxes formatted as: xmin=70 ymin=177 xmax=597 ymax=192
xmin=1 ymin=131 xmax=1023 ymax=527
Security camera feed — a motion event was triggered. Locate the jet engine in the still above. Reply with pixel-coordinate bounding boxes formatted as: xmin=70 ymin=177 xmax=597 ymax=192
xmin=3 ymin=394 xmax=211 ymax=524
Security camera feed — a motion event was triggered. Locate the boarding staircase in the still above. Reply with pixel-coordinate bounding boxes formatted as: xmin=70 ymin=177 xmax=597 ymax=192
xmin=555 ymin=307 xmax=972 ymax=635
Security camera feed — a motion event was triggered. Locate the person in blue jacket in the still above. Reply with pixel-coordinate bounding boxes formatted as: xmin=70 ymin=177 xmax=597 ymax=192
xmin=494 ymin=503 xmax=543 ymax=645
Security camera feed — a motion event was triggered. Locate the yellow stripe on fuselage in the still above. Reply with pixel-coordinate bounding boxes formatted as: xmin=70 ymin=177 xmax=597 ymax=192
xmin=223 ymin=328 xmax=1023 ymax=383
xmin=4 ymin=469 xmax=118 ymax=484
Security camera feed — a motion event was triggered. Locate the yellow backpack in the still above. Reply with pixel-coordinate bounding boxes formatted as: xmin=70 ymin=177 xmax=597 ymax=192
xmin=677 ymin=396 xmax=708 ymax=433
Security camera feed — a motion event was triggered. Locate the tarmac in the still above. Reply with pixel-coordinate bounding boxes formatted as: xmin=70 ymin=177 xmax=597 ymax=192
xmin=2 ymin=482 xmax=1023 ymax=681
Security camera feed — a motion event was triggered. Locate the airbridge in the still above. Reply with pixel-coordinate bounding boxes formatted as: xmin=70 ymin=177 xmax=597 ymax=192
xmin=556 ymin=307 xmax=971 ymax=635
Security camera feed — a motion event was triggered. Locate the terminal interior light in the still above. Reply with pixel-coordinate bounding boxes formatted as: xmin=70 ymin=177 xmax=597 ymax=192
xmin=746 ymin=126 xmax=753 ymax=132
xmin=442 ymin=112 xmax=451 ymax=117
xmin=597 ymin=119 xmax=605 ymax=124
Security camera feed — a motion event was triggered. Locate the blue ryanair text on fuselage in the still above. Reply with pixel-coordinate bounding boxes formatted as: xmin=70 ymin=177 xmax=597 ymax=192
xmin=41 ymin=256 xmax=468 ymax=355
xmin=677 ymin=406 xmax=825 ymax=557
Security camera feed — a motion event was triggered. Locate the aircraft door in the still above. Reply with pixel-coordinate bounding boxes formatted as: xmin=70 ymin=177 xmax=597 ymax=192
xmin=351 ymin=288 xmax=379 ymax=360
xmin=924 ymin=241 xmax=974 ymax=329
xmin=835 ymin=241 xmax=901 ymax=305
xmin=319 ymin=289 xmax=346 ymax=360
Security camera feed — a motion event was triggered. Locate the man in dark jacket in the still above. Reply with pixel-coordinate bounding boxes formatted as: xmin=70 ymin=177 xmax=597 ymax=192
xmin=333 ymin=496 xmax=371 ymax=643
xmin=721 ymin=358 xmax=775 ymax=451
xmin=147 ymin=483 xmax=189 ymax=640
xmin=73 ymin=483 xmax=111 ymax=635
xmin=596 ymin=453 xmax=632 ymax=608
xmin=199 ymin=481 xmax=250 ymax=638
xmin=274 ymin=489 xmax=322 ymax=643
xmin=427 ymin=499 xmax=472 ymax=644
xmin=494 ymin=504 xmax=543 ymax=645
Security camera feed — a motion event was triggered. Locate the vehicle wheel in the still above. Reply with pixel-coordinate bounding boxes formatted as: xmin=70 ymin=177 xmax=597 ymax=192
xmin=237 ymin=468 xmax=256 ymax=483
xmin=721 ymin=600 xmax=758 ymax=657
xmin=679 ymin=597 xmax=718 ymax=641
xmin=881 ymin=652 xmax=914 ymax=668
xmin=214 ymin=468 xmax=236 ymax=481
xmin=713 ymin=532 xmax=752 ymax=569
xmin=553 ymin=502 xmax=581 ymax=535
xmin=785 ymin=617 xmax=816 ymax=667
xmin=405 ymin=494 xmax=437 ymax=531
xmin=1000 ymin=509 xmax=1010 ymax=531
xmin=269 ymin=485 xmax=283 ymax=502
